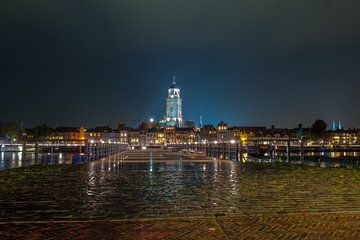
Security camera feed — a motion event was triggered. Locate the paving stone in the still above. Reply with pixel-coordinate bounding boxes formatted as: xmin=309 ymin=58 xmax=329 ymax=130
xmin=1 ymin=150 xmax=360 ymax=238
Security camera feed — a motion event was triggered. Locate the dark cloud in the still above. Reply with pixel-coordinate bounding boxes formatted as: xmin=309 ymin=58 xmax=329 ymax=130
xmin=0 ymin=0 xmax=359 ymax=128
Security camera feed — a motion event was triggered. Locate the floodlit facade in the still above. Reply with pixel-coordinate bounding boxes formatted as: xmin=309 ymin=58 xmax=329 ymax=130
xmin=49 ymin=127 xmax=86 ymax=144
xmin=217 ymin=121 xmax=229 ymax=142
xmin=165 ymin=77 xmax=183 ymax=127
xmin=329 ymin=130 xmax=359 ymax=146
xmin=146 ymin=129 xmax=165 ymax=146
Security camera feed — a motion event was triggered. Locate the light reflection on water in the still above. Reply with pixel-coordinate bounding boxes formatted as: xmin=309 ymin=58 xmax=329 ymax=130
xmin=87 ymin=154 xmax=236 ymax=173
xmin=84 ymin=153 xmax=239 ymax=214
xmin=2 ymin=150 xmax=360 ymax=172
xmin=0 ymin=152 xmax=85 ymax=171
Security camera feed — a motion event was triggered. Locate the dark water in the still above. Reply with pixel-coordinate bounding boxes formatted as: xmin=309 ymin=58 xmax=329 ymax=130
xmin=1 ymin=150 xmax=360 ymax=171
xmin=0 ymin=152 xmax=85 ymax=171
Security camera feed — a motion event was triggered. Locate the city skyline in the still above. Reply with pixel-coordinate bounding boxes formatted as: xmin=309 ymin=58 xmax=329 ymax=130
xmin=2 ymin=2 xmax=360 ymax=238
xmin=1 ymin=0 xmax=360 ymax=128
xmin=1 ymin=75 xmax=357 ymax=130
xmin=0 ymin=80 xmax=358 ymax=131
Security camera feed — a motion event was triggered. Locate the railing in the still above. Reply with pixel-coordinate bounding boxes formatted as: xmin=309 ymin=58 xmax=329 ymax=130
xmin=167 ymin=140 xmax=360 ymax=169
xmin=166 ymin=140 xmax=300 ymax=162
xmin=85 ymin=140 xmax=128 ymax=161
xmin=167 ymin=142 xmax=243 ymax=161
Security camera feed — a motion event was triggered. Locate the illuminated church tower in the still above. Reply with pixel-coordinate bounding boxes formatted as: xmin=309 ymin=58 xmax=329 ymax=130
xmin=165 ymin=76 xmax=183 ymax=127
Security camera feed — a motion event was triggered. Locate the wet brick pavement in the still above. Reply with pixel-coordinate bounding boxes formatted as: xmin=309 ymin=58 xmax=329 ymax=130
xmin=1 ymin=150 xmax=360 ymax=239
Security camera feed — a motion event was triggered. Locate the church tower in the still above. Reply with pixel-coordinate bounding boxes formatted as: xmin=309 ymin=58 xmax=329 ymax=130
xmin=165 ymin=76 xmax=183 ymax=127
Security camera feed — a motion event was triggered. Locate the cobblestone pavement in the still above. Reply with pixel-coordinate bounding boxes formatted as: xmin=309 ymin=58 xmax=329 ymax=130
xmin=1 ymin=150 xmax=360 ymax=239
xmin=1 ymin=213 xmax=360 ymax=239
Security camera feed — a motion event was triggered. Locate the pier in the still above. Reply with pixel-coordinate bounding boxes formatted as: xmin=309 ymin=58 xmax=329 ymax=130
xmin=1 ymin=150 xmax=360 ymax=239
xmin=167 ymin=137 xmax=360 ymax=167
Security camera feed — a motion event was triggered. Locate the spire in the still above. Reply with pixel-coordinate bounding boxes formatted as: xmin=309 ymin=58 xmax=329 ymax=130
xmin=332 ymin=120 xmax=336 ymax=131
xmin=338 ymin=120 xmax=343 ymax=130
xmin=170 ymin=75 xmax=177 ymax=88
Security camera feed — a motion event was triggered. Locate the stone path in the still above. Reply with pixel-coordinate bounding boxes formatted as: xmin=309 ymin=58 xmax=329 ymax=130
xmin=1 ymin=150 xmax=360 ymax=239
xmin=1 ymin=213 xmax=360 ymax=239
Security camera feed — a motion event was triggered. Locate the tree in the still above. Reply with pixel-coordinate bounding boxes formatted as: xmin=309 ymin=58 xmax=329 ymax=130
xmin=33 ymin=124 xmax=53 ymax=139
xmin=311 ymin=119 xmax=328 ymax=139
xmin=0 ymin=121 xmax=21 ymax=139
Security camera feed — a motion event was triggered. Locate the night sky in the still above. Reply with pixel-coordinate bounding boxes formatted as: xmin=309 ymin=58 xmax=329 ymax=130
xmin=1 ymin=0 xmax=360 ymax=128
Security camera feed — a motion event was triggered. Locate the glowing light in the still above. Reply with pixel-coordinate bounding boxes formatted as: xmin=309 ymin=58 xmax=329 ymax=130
xmin=230 ymin=140 xmax=236 ymax=144
xmin=150 ymin=118 xmax=154 ymax=123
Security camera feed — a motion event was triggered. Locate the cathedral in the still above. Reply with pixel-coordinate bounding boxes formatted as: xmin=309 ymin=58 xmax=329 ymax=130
xmin=164 ymin=77 xmax=183 ymax=127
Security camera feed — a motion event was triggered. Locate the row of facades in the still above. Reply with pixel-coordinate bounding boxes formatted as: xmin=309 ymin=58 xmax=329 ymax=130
xmin=24 ymin=122 xmax=360 ymax=146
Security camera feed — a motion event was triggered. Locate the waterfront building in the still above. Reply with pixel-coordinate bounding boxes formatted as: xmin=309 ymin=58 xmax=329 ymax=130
xmin=165 ymin=77 xmax=183 ymax=127
xmin=119 ymin=130 xmax=128 ymax=143
xmin=217 ymin=121 xmax=229 ymax=142
xmin=24 ymin=128 xmax=35 ymax=141
xmin=228 ymin=127 xmax=248 ymax=142
xmin=199 ymin=124 xmax=217 ymax=142
xmin=86 ymin=126 xmax=119 ymax=142
xmin=139 ymin=132 xmax=147 ymax=147
xmin=127 ymin=130 xmax=140 ymax=146
xmin=146 ymin=128 xmax=165 ymax=146
xmin=329 ymin=129 xmax=359 ymax=146
xmin=184 ymin=120 xmax=196 ymax=128
xmin=164 ymin=126 xmax=176 ymax=144
xmin=49 ymin=127 xmax=86 ymax=144
xmin=263 ymin=127 xmax=297 ymax=139
xmin=175 ymin=127 xmax=198 ymax=144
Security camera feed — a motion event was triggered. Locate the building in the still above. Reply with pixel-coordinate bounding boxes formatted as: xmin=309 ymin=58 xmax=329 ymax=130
xmin=329 ymin=129 xmax=359 ymax=146
xmin=139 ymin=132 xmax=147 ymax=147
xmin=24 ymin=128 xmax=35 ymax=141
xmin=119 ymin=130 xmax=128 ymax=143
xmin=230 ymin=126 xmax=266 ymax=138
xmin=217 ymin=121 xmax=229 ymax=142
xmin=165 ymin=77 xmax=183 ymax=127
xmin=184 ymin=120 xmax=196 ymax=128
xmin=48 ymin=127 xmax=86 ymax=144
xmin=86 ymin=126 xmax=119 ymax=142
xmin=199 ymin=124 xmax=217 ymax=142
xmin=127 ymin=130 xmax=140 ymax=146
xmin=164 ymin=126 xmax=176 ymax=144
xmin=175 ymin=127 xmax=198 ymax=144
xmin=146 ymin=128 xmax=165 ymax=146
